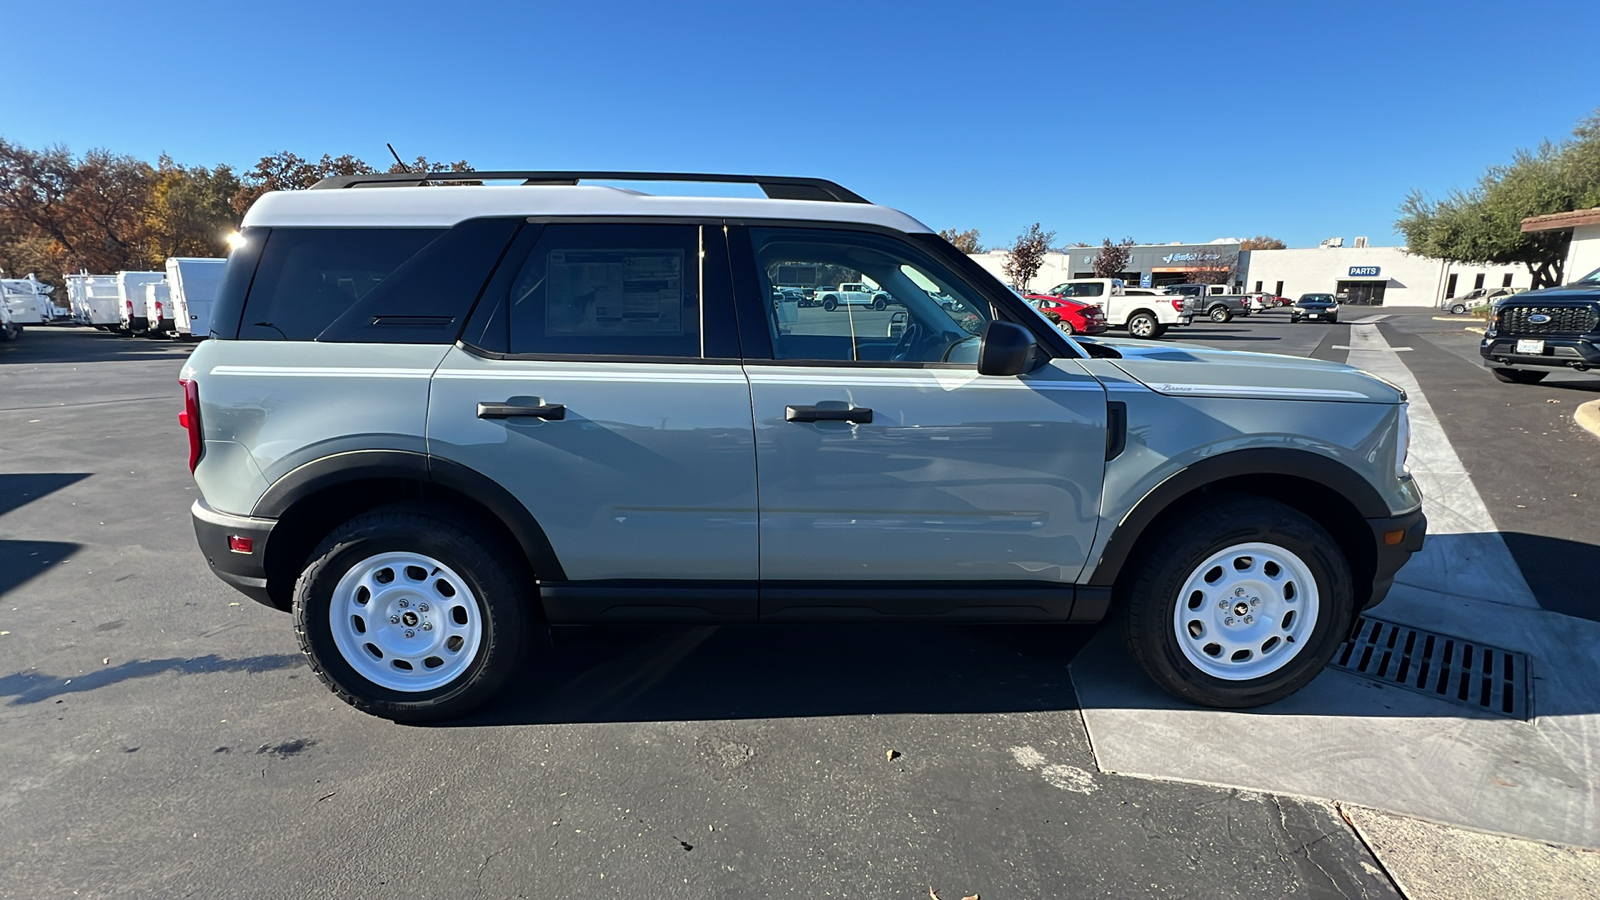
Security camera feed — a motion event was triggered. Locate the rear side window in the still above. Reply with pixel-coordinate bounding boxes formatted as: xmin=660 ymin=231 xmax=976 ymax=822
xmin=504 ymin=224 xmax=703 ymax=358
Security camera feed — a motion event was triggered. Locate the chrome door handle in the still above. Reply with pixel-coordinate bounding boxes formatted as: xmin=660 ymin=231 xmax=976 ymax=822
xmin=785 ymin=405 xmax=872 ymax=424
xmin=477 ymin=402 xmax=565 ymax=420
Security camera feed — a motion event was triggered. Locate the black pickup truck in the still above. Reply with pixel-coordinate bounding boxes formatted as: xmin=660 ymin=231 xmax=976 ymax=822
xmin=1479 ymin=267 xmax=1600 ymax=383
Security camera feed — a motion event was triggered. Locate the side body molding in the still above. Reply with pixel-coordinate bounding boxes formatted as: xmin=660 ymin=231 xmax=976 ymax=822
xmin=250 ymin=449 xmax=568 ymax=583
xmin=1088 ymin=448 xmax=1390 ymax=588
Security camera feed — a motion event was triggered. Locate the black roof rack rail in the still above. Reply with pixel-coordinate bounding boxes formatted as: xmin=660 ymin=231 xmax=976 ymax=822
xmin=307 ymin=171 xmax=869 ymax=203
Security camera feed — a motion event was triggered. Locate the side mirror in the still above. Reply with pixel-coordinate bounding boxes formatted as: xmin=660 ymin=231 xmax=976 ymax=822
xmin=978 ymin=320 xmax=1035 ymax=376
xmin=887 ymin=310 xmax=907 ymax=338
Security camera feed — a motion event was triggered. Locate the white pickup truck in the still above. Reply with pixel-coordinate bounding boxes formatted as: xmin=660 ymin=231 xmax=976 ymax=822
xmin=815 ymin=282 xmax=894 ymax=312
xmin=1042 ymin=278 xmax=1190 ymax=338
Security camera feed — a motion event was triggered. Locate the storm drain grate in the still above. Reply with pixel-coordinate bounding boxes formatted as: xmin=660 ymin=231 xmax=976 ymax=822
xmin=1332 ymin=616 xmax=1530 ymax=720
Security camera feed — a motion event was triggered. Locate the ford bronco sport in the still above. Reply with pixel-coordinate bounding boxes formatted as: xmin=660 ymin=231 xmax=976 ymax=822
xmin=183 ymin=171 xmax=1425 ymax=721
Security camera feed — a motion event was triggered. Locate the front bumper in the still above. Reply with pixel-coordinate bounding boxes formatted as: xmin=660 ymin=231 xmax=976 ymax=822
xmin=1480 ymin=334 xmax=1600 ymax=370
xmin=1363 ymin=507 xmax=1427 ymax=612
xmin=191 ymin=499 xmax=279 ymax=609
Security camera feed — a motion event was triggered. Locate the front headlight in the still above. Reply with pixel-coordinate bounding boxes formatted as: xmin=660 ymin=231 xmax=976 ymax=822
xmin=1395 ymin=403 xmax=1411 ymax=477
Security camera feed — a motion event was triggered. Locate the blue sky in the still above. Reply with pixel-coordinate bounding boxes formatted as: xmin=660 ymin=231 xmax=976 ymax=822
xmin=2 ymin=0 xmax=1594 ymax=249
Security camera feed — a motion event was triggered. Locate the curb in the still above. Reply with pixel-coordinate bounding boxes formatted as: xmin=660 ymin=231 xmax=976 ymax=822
xmin=1576 ymin=400 xmax=1600 ymax=440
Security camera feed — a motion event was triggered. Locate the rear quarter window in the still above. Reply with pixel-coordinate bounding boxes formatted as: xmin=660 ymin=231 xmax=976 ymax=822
xmin=235 ymin=220 xmax=519 ymax=343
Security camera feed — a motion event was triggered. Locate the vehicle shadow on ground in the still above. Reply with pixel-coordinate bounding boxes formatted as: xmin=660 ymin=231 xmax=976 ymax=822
xmin=453 ymin=622 xmax=1097 ymax=727
xmin=1499 ymin=531 xmax=1600 ymax=622
xmin=0 ymin=540 xmax=81 ymax=599
xmin=0 ymin=328 xmax=197 ymax=364
xmin=0 ymin=473 xmax=90 ymax=518
xmin=0 ymin=653 xmax=305 ymax=705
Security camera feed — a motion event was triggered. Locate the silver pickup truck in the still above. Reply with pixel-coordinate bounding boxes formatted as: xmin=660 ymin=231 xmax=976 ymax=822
xmin=182 ymin=170 xmax=1425 ymax=722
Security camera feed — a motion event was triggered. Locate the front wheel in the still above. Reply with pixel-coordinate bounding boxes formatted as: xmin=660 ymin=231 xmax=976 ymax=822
xmin=1210 ymin=306 xmax=1231 ymax=323
xmin=293 ymin=505 xmax=531 ymax=722
xmin=1121 ymin=496 xmax=1354 ymax=708
xmin=1127 ymin=312 xmax=1158 ymax=339
xmin=0 ymin=322 xmax=19 ymax=341
xmin=1449 ymin=304 xmax=1467 ymax=315
xmin=1491 ymin=368 xmax=1548 ymax=384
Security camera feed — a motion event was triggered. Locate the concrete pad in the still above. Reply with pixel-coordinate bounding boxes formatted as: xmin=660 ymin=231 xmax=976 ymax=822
xmin=1073 ymin=583 xmax=1600 ymax=848
xmin=1345 ymin=323 xmax=1538 ymax=607
xmin=1346 ymin=805 xmax=1600 ymax=900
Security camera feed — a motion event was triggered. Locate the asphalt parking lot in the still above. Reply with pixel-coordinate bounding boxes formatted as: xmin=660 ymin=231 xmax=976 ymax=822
xmin=2 ymin=322 xmax=1596 ymax=899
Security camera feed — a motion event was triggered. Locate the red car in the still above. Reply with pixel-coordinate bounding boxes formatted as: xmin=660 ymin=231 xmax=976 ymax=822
xmin=1024 ymin=294 xmax=1108 ymax=335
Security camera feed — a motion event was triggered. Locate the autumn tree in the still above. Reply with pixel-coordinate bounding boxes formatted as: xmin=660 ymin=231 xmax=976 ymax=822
xmin=1397 ymin=108 xmax=1600 ymax=288
xmin=147 ymin=157 xmax=243 ymax=260
xmin=1092 ymin=237 xmax=1135 ymax=278
xmin=1002 ymin=222 xmax=1055 ymax=292
xmin=1188 ymin=250 xmax=1239 ymax=286
xmin=1240 ymin=235 xmax=1286 ymax=250
xmin=0 ymin=139 xmax=157 ymax=283
xmin=938 ymin=227 xmax=982 ymax=253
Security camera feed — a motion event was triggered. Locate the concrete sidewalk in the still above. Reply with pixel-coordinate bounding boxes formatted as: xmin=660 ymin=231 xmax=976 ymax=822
xmin=1070 ymin=322 xmax=1600 ymax=896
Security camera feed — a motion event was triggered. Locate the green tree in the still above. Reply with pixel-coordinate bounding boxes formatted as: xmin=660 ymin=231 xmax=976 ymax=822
xmin=1002 ymin=223 xmax=1055 ymax=293
xmin=1397 ymin=109 xmax=1600 ymax=288
xmin=1092 ymin=236 xmax=1135 ymax=278
xmin=938 ymin=227 xmax=982 ymax=253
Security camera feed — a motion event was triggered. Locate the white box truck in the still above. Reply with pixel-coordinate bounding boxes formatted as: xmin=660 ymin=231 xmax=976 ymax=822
xmin=66 ymin=274 xmax=123 ymax=329
xmin=115 ymin=271 xmax=165 ymax=335
xmin=144 ymin=281 xmax=174 ymax=336
xmin=164 ymin=257 xmax=226 ymax=340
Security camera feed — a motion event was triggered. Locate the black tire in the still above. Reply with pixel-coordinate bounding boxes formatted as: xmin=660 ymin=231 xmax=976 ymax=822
xmin=1121 ymin=496 xmax=1354 ymax=709
xmin=1209 ymin=306 xmax=1231 ymax=323
xmin=292 ymin=504 xmax=532 ymax=722
xmin=872 ymin=297 xmax=887 ymax=311
xmin=1126 ymin=311 xmax=1158 ymax=339
xmin=1491 ymin=368 xmax=1548 ymax=384
xmin=1449 ymin=304 xmax=1467 ymax=315
xmin=0 ymin=322 xmax=18 ymax=342
xmin=1151 ymin=324 xmax=1168 ymax=339
xmin=1058 ymin=319 xmax=1075 ymax=335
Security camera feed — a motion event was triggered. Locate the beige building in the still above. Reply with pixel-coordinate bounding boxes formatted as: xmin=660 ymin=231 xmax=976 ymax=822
xmin=1520 ymin=207 xmax=1600 ymax=284
xmin=1237 ymin=246 xmax=1528 ymax=308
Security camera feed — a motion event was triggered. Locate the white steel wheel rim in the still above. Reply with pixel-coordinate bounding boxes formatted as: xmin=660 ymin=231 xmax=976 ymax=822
xmin=1172 ymin=541 xmax=1321 ymax=681
xmin=328 ymin=551 xmax=484 ymax=692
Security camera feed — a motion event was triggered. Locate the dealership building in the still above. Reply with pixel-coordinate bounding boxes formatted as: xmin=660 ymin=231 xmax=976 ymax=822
xmin=1520 ymin=207 xmax=1600 ymax=284
xmin=969 ymin=241 xmax=1242 ymax=292
xmin=971 ymin=240 xmax=1535 ymax=308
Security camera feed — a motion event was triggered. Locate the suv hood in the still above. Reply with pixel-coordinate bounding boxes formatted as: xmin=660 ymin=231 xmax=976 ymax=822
xmin=1087 ymin=339 xmax=1403 ymax=403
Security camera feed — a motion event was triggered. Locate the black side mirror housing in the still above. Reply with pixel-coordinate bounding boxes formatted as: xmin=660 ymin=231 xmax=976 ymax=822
xmin=977 ymin=320 xmax=1036 ymax=376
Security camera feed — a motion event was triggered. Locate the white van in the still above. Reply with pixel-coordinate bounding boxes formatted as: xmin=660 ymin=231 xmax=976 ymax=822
xmin=66 ymin=274 xmax=123 ymax=329
xmin=1 ymin=276 xmax=52 ymax=325
xmin=115 ymin=272 xmax=166 ymax=335
xmin=164 ymin=257 xmax=226 ymax=340
xmin=144 ymin=282 xmax=174 ymax=336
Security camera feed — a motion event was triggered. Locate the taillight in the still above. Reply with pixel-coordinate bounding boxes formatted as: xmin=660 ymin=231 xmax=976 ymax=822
xmin=179 ymin=377 xmax=202 ymax=472
xmin=1171 ymin=299 xmax=1185 ymax=313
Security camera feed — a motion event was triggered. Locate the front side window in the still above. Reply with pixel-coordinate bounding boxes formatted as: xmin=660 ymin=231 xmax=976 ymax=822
xmin=748 ymin=227 xmax=992 ymax=365
xmin=506 ymin=224 xmax=702 ymax=358
xmin=1056 ymin=282 xmax=1104 ymax=298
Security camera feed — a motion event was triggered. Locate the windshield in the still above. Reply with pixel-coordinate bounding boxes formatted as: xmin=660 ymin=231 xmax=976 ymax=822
xmin=1577 ymin=267 xmax=1600 ymax=285
xmin=1297 ymin=295 xmax=1335 ymax=306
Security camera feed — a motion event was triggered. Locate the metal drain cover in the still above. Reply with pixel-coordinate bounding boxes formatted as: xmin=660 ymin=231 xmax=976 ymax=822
xmin=1332 ymin=616 xmax=1530 ymax=719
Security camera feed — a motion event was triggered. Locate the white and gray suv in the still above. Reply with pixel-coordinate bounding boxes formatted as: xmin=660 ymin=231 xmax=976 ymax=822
xmin=183 ymin=171 xmax=1425 ymax=721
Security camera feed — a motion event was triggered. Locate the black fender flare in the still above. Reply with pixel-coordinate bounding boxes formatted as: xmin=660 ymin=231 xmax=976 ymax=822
xmin=1087 ymin=447 xmax=1389 ymax=588
xmin=252 ymin=449 xmax=568 ymax=582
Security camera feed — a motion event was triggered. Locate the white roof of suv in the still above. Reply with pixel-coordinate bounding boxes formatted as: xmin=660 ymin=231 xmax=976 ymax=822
xmin=241 ymin=171 xmax=934 ymax=233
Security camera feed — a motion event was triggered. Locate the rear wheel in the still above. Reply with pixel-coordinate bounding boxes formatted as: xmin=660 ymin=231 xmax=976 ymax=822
xmin=872 ymin=297 xmax=887 ymax=311
xmin=0 ymin=322 xmax=19 ymax=341
xmin=1210 ymin=306 xmax=1231 ymax=323
xmin=822 ymin=297 xmax=838 ymax=312
xmin=1127 ymin=312 xmax=1158 ymax=339
xmin=1491 ymin=368 xmax=1548 ymax=384
xmin=1058 ymin=319 xmax=1075 ymax=335
xmin=292 ymin=505 xmax=532 ymax=722
xmin=1121 ymin=497 xmax=1353 ymax=708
